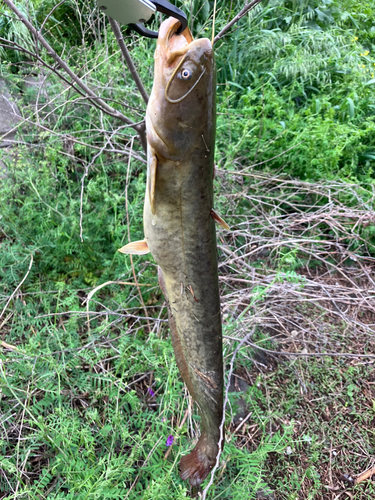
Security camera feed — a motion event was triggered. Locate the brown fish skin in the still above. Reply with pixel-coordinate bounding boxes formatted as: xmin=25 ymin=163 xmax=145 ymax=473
xmin=146 ymin=18 xmax=222 ymax=486
xmin=120 ymin=17 xmax=223 ymax=486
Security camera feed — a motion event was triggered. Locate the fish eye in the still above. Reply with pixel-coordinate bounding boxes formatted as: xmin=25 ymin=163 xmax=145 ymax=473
xmin=180 ymin=68 xmax=192 ymax=81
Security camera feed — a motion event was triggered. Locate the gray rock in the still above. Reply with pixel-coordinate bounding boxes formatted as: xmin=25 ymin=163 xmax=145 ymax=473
xmin=23 ymin=74 xmax=51 ymax=105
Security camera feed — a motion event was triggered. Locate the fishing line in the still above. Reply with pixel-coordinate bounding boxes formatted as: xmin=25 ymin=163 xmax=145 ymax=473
xmin=165 ymin=53 xmax=206 ymax=104
xmin=212 ymin=0 xmax=217 ymax=45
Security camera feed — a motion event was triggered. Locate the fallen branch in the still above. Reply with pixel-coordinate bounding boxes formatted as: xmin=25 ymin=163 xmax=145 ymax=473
xmin=0 ymin=341 xmax=18 ymax=351
xmin=355 ymin=466 xmax=375 ymax=484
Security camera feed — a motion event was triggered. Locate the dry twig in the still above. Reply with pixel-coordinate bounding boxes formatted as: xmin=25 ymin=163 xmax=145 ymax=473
xmin=213 ymin=0 xmax=262 ymax=45
xmin=355 ymin=466 xmax=375 ymax=484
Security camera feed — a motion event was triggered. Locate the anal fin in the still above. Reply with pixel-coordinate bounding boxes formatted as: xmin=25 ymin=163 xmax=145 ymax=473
xmin=118 ymin=240 xmax=150 ymax=255
xmin=210 ymin=209 xmax=230 ymax=231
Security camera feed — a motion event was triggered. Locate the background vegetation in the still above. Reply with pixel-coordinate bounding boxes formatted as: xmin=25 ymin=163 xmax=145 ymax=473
xmin=0 ymin=0 xmax=375 ymax=498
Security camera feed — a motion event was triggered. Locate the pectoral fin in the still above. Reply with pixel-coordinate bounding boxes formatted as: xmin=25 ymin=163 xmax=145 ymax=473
xmin=148 ymin=154 xmax=158 ymax=215
xmin=210 ymin=209 xmax=230 ymax=230
xmin=118 ymin=240 xmax=150 ymax=255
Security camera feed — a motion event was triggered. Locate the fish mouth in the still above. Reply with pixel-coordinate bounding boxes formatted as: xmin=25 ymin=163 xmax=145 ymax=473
xmin=159 ymin=17 xmax=194 ymax=63
xmin=167 ymin=19 xmax=193 ymax=45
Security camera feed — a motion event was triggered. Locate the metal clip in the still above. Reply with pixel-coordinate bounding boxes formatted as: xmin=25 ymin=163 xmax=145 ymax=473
xmin=97 ymin=0 xmax=187 ymax=38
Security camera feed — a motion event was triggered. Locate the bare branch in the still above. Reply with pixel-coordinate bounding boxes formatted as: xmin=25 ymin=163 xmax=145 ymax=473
xmin=0 ymin=37 xmax=106 ymax=114
xmin=108 ymin=17 xmax=149 ymax=105
xmin=213 ymin=0 xmax=262 ymax=45
xmin=2 ymin=0 xmax=148 ymax=150
xmin=216 ymin=166 xmax=375 ymax=372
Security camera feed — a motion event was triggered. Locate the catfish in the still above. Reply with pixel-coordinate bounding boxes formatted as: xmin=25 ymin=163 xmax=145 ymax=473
xmin=119 ymin=17 xmax=226 ymax=486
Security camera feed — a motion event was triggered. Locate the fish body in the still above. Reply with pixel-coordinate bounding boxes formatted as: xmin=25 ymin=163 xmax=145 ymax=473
xmin=120 ymin=17 xmax=223 ymax=486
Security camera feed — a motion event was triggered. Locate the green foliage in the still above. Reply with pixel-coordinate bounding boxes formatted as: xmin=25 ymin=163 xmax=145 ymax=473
xmin=213 ymin=0 xmax=375 ymax=185
xmin=34 ymin=0 xmax=94 ymax=44
xmin=0 ymin=331 xmax=182 ymax=498
xmin=217 ymin=79 xmax=375 ymax=183
xmin=0 ymin=0 xmax=99 ymax=66
xmin=0 ymin=1 xmax=35 ymax=62
xmin=0 ymin=141 xmax=149 ymax=294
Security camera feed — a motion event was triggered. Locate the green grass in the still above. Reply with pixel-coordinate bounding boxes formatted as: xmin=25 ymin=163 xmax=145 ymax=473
xmin=243 ymin=356 xmax=375 ymax=499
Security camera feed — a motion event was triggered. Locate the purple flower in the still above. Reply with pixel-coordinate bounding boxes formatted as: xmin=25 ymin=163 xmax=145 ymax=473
xmin=166 ymin=435 xmax=174 ymax=447
xmin=147 ymin=387 xmax=155 ymax=397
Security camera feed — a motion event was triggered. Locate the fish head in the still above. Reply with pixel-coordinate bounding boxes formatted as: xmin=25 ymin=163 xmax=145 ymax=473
xmin=146 ymin=17 xmax=215 ymax=161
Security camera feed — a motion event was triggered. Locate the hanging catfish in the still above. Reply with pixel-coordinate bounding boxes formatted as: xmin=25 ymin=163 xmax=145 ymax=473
xmin=119 ymin=17 xmax=227 ymax=486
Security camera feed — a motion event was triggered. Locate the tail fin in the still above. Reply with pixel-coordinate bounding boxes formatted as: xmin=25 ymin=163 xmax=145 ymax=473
xmin=180 ymin=436 xmax=217 ymax=486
